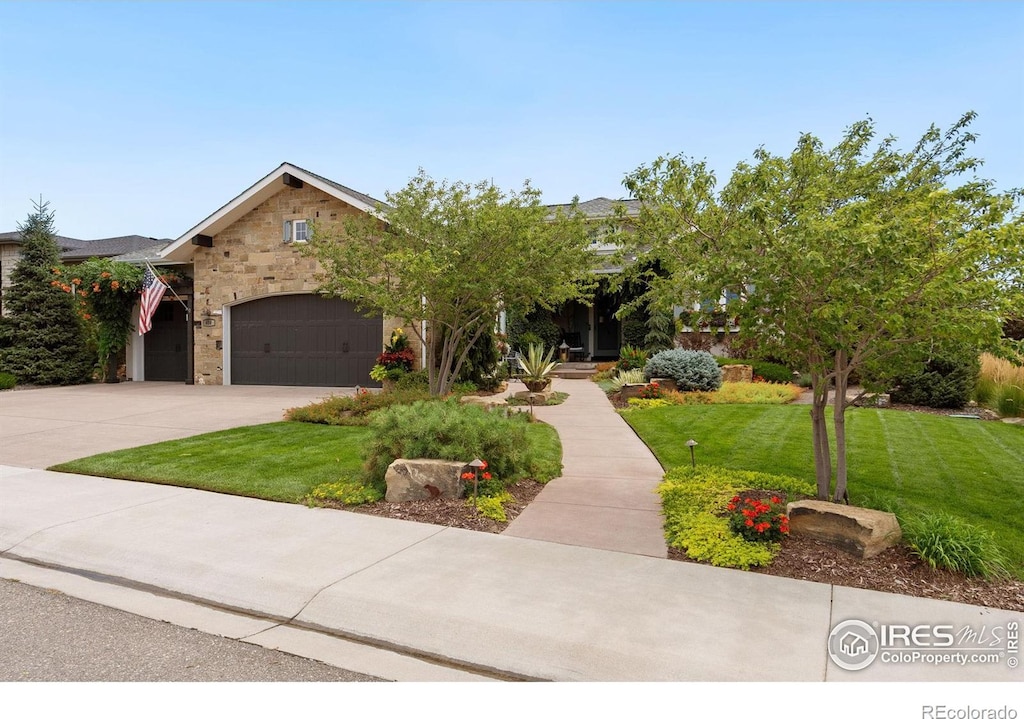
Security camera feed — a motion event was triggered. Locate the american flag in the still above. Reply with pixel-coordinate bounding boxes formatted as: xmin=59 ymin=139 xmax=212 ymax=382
xmin=138 ymin=266 xmax=168 ymax=335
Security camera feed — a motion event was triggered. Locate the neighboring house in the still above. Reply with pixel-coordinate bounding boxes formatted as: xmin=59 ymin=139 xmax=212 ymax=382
xmin=0 ymin=231 xmax=166 ymax=316
xmin=127 ymin=162 xmax=414 ymax=386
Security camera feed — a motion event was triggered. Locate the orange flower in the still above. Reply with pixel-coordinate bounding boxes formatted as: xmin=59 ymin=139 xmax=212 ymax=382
xmin=72 ymin=277 xmax=81 ymax=285
xmin=110 ymin=280 xmax=120 ymax=289
xmin=100 ymin=271 xmax=111 ymax=278
xmin=61 ymin=284 xmax=71 ymax=292
xmin=83 ymin=313 xmax=91 ymax=320
xmin=92 ymin=283 xmax=101 ymax=292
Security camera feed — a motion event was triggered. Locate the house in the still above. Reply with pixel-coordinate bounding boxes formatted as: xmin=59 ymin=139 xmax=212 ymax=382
xmin=126 ymin=162 xmax=416 ymax=386
xmin=0 ymin=231 xmax=166 ymax=315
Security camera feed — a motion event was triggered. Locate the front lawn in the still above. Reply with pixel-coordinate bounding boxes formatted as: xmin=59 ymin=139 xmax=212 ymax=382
xmin=50 ymin=419 xmax=562 ymax=506
xmin=623 ymin=404 xmax=1024 ymax=575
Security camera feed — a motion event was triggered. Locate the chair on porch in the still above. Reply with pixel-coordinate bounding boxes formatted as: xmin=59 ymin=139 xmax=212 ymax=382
xmin=562 ymin=332 xmax=586 ymax=362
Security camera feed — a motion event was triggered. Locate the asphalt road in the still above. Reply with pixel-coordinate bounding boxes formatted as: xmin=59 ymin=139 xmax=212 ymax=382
xmin=0 ymin=578 xmax=381 ymax=682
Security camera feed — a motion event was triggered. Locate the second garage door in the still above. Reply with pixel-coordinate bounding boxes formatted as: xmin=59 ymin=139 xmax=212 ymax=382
xmin=230 ymin=294 xmax=383 ymax=387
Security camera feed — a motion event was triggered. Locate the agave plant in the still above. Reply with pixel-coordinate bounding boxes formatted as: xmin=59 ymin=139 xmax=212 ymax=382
xmin=609 ymin=368 xmax=646 ymax=392
xmin=518 ymin=343 xmax=561 ymax=391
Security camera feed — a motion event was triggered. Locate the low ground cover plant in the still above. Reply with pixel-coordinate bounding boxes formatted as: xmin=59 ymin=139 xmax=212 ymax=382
xmin=644 ymin=349 xmax=722 ymax=391
xmin=658 ymin=465 xmax=814 ymax=569
xmin=0 ymin=371 xmax=15 ymax=390
xmin=900 ymin=513 xmax=1010 ymax=579
xmin=624 ymin=381 xmax=801 ymax=409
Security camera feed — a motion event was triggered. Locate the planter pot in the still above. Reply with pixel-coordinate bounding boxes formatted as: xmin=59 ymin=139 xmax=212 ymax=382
xmin=523 ymin=378 xmax=551 ymax=393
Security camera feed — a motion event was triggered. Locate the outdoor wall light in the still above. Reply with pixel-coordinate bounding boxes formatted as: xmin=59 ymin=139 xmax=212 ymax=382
xmin=686 ymin=438 xmax=698 ymax=468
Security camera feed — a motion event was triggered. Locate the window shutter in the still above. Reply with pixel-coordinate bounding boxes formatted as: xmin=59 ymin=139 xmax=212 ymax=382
xmin=283 ymin=220 xmax=293 ymax=243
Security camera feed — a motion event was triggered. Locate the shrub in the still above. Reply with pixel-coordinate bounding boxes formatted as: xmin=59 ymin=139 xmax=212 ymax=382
xmin=644 ymin=349 xmax=722 ymax=391
xmin=362 ymin=400 xmax=541 ymax=491
xmin=644 ymin=311 xmax=676 ymax=353
xmin=616 ymin=345 xmax=648 ymax=372
xmin=507 ymin=307 xmax=561 ymax=352
xmin=975 ymin=353 xmax=1024 ymax=418
xmin=712 ymin=382 xmax=802 ymax=404
xmin=395 ymin=369 xmax=430 ymax=391
xmin=621 ymin=316 xmax=647 ymax=348
xmin=626 ymin=398 xmax=670 ymax=409
xmin=902 ymin=513 xmax=1010 ymax=579
xmin=890 ymin=353 xmax=979 ymax=409
xmin=285 ymin=387 xmax=433 ymax=426
xmin=716 ymin=357 xmax=793 ymax=384
xmin=0 ymin=372 xmax=15 ymax=390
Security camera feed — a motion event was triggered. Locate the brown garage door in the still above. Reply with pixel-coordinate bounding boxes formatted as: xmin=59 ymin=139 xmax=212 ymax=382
xmin=230 ymin=294 xmax=382 ymax=386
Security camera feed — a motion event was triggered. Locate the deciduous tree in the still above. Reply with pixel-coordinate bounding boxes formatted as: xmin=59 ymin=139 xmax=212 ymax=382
xmin=621 ymin=113 xmax=1023 ymax=501
xmin=305 ymin=170 xmax=595 ymax=395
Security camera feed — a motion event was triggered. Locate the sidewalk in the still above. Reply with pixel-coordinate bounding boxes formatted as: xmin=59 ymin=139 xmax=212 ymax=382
xmin=1 ymin=464 xmax=1018 ymax=682
xmin=503 ymin=378 xmax=667 ymax=557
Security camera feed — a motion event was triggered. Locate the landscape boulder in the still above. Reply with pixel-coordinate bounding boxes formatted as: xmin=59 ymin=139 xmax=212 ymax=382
xmin=721 ymin=364 xmax=753 ymax=383
xmin=384 ymin=458 xmax=467 ymax=503
xmin=786 ymin=500 xmax=902 ymax=559
xmin=460 ymin=394 xmax=507 ymax=410
xmin=512 ymin=389 xmax=553 ymax=403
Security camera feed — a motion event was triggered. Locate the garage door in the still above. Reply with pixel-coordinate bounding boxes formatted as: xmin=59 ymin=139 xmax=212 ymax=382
xmin=230 ymin=294 xmax=383 ymax=386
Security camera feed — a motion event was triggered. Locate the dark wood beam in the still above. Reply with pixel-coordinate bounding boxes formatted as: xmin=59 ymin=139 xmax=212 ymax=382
xmin=191 ymin=234 xmax=213 ymax=247
xmin=283 ymin=173 xmax=304 ymax=189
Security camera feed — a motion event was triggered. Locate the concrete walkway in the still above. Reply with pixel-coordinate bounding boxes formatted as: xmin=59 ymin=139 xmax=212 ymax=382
xmin=503 ymin=378 xmax=667 ymax=557
xmin=2 ymin=465 xmax=1018 ymax=682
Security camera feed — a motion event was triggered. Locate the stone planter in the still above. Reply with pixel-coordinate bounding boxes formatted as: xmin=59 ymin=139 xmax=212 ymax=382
xmin=649 ymin=377 xmax=677 ymax=392
xmin=523 ymin=378 xmax=551 ymax=393
xmin=721 ymin=364 xmax=753 ymax=383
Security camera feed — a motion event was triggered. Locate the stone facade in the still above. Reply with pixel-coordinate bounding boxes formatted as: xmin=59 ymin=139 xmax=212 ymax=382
xmin=0 ymin=244 xmax=22 ymax=316
xmin=189 ymin=183 xmax=421 ymax=384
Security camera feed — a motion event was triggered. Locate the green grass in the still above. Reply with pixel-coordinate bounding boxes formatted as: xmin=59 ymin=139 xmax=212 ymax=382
xmin=51 ymin=419 xmax=563 ymax=502
xmin=51 ymin=423 xmax=372 ymax=503
xmin=623 ymin=404 xmax=1024 ymax=576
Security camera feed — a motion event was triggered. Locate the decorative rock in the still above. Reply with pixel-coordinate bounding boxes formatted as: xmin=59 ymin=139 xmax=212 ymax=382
xmin=649 ymin=378 xmax=678 ymax=392
xmin=721 ymin=364 xmax=753 ymax=383
xmin=787 ymin=500 xmax=902 ymax=559
xmin=460 ymin=395 xmax=507 ymax=410
xmin=384 ymin=459 xmax=467 ymax=503
xmin=620 ymin=383 xmax=649 ymax=399
xmin=513 ymin=389 xmax=553 ymax=403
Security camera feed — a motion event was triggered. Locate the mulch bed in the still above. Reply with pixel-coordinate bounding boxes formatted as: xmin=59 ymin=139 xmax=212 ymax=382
xmin=337 ymin=480 xmax=544 ymax=533
xmin=669 ymin=538 xmax=1024 ymax=612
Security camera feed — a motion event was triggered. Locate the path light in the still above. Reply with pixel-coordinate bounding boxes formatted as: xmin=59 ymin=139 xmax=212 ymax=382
xmin=559 ymin=340 xmax=569 ymax=363
xmin=468 ymin=458 xmax=485 ymax=512
xmin=686 ymin=439 xmax=698 ymax=469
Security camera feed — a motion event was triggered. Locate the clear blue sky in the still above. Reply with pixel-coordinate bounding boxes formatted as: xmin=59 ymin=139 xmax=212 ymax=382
xmin=1 ymin=1 xmax=1021 ymax=240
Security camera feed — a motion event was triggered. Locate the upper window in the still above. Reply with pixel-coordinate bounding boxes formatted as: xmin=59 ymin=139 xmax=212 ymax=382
xmin=293 ymin=219 xmax=309 ymax=243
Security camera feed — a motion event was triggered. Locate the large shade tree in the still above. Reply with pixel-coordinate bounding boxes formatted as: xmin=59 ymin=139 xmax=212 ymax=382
xmin=305 ymin=170 xmax=595 ymax=395
xmin=620 ymin=113 xmax=1023 ymax=501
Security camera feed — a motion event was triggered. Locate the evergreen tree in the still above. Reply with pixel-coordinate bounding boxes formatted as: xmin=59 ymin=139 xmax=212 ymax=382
xmin=0 ymin=200 xmax=94 ymax=384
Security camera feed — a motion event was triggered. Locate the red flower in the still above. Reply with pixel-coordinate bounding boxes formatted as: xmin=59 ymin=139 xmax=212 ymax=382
xmin=482 ymin=472 xmax=492 ymax=480
xmin=461 ymin=472 xmax=474 ymax=480
xmin=726 ymin=504 xmax=736 ymax=511
xmin=771 ymin=496 xmax=781 ymax=504
xmin=745 ymin=519 xmax=754 ymax=527
xmin=480 ymin=460 xmax=488 ymax=469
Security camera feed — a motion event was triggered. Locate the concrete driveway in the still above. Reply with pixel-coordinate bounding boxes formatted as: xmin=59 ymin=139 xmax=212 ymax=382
xmin=0 ymin=382 xmax=350 ymax=468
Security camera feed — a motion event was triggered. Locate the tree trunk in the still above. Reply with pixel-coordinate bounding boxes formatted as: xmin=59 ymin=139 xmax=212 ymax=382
xmin=832 ymin=351 xmax=850 ymax=503
xmin=810 ymin=371 xmax=832 ymax=500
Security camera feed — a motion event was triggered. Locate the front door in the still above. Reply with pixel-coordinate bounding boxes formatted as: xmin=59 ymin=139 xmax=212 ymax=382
xmin=594 ymin=290 xmax=621 ymax=359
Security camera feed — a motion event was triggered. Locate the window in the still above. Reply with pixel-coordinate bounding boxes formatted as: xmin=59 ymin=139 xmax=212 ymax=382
xmin=283 ymin=219 xmax=310 ymax=244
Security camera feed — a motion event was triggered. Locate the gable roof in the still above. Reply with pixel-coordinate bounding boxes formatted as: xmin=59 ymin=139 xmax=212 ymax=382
xmin=0 ymin=231 xmax=166 ymax=261
xmin=160 ymin=162 xmax=386 ymax=262
xmin=546 ymin=197 xmax=641 ymax=219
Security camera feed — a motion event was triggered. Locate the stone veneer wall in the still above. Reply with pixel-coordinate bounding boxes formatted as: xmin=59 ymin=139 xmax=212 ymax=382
xmin=0 ymin=244 xmax=23 ymax=316
xmin=191 ymin=184 xmax=421 ymax=384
